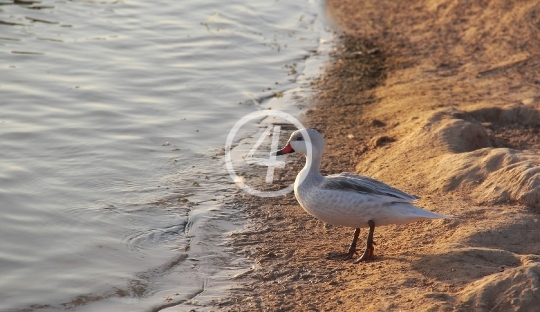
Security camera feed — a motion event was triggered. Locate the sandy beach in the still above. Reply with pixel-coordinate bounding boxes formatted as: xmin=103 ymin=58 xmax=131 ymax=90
xmin=226 ymin=0 xmax=540 ymax=310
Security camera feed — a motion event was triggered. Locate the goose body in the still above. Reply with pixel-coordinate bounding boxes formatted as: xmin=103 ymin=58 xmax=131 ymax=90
xmin=275 ymin=128 xmax=454 ymax=262
xmin=294 ymin=171 xmax=447 ymax=229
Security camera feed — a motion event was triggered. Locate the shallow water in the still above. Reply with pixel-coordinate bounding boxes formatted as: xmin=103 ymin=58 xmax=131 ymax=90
xmin=0 ymin=0 xmax=329 ymax=310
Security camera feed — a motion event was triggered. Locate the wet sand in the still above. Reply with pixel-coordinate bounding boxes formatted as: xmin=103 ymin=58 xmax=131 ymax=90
xmin=225 ymin=0 xmax=540 ymax=310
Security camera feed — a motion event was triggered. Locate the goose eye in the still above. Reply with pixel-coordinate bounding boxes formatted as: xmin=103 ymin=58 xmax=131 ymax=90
xmin=296 ymin=136 xmax=303 ymax=141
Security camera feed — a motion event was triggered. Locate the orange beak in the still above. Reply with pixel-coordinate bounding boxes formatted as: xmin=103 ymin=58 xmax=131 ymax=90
xmin=275 ymin=142 xmax=295 ymax=155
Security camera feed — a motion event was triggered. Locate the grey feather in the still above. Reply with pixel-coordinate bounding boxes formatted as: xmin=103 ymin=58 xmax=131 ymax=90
xmin=321 ymin=172 xmax=419 ymax=201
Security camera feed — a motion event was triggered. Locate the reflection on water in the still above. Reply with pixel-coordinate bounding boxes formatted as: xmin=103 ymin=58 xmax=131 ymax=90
xmin=0 ymin=0 xmax=327 ymax=310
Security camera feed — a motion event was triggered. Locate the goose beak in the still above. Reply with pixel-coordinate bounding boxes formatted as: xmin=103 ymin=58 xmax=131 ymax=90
xmin=273 ymin=142 xmax=295 ymax=156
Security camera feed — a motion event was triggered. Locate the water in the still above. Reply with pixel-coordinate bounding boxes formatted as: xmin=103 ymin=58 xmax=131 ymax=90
xmin=0 ymin=0 xmax=329 ymax=310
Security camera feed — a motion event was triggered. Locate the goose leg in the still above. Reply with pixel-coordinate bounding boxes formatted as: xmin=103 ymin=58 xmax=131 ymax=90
xmin=354 ymin=220 xmax=375 ymax=263
xmin=343 ymin=228 xmax=360 ymax=260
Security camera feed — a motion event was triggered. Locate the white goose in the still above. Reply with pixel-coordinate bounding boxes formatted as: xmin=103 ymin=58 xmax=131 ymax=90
xmin=274 ymin=128 xmax=454 ymax=263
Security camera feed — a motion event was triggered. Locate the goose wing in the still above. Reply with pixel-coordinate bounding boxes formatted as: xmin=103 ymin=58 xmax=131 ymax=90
xmin=321 ymin=172 xmax=419 ymax=202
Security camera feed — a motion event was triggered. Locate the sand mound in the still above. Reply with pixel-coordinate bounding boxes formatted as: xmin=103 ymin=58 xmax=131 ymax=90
xmin=418 ymin=108 xmax=492 ymax=154
xmin=358 ymin=105 xmax=540 ymax=208
xmin=414 ymin=247 xmax=522 ymax=285
xmin=434 ymin=149 xmax=540 ymax=207
xmin=426 ymin=106 xmax=540 ymax=207
xmin=457 ymin=257 xmax=540 ymax=311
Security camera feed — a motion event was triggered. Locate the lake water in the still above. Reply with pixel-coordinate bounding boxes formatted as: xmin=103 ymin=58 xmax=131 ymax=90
xmin=0 ymin=0 xmax=331 ymax=310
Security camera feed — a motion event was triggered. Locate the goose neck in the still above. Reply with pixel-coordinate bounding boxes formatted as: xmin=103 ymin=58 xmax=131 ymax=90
xmin=298 ymin=154 xmax=323 ymax=183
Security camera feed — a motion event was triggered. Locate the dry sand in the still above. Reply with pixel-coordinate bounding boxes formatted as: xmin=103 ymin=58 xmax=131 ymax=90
xmin=225 ymin=0 xmax=540 ymax=311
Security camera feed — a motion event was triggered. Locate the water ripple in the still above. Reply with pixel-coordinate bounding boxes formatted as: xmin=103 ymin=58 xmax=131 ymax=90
xmin=0 ymin=0 xmax=324 ymax=310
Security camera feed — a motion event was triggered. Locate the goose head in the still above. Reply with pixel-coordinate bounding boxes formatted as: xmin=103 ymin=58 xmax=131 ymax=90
xmin=275 ymin=128 xmax=325 ymax=158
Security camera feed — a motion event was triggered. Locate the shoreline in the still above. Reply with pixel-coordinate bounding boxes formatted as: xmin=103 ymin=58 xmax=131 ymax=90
xmin=227 ymin=0 xmax=540 ymax=310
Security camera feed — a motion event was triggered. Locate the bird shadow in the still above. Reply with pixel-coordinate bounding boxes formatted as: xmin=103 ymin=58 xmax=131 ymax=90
xmin=411 ymin=247 xmax=521 ymax=285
